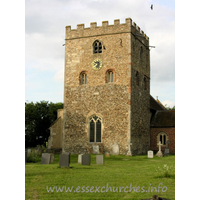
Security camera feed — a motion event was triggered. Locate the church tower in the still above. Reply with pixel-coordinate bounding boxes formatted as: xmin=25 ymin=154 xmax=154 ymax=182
xmin=63 ymin=18 xmax=150 ymax=155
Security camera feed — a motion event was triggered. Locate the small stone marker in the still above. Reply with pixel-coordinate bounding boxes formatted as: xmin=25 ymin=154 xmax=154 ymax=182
xmin=78 ymin=154 xmax=83 ymax=164
xmin=147 ymin=150 xmax=154 ymax=158
xmin=81 ymin=154 xmax=90 ymax=165
xmin=96 ymin=155 xmax=104 ymax=165
xmin=50 ymin=153 xmax=55 ymax=163
xmin=112 ymin=143 xmax=119 ymax=155
xmin=164 ymin=140 xmax=170 ymax=156
xmin=156 ymin=141 xmax=163 ymax=157
xmin=93 ymin=145 xmax=99 ymax=154
xmin=105 ymin=152 xmax=110 ymax=157
xmin=59 ymin=153 xmax=70 ymax=168
xmin=41 ymin=153 xmax=51 ymax=164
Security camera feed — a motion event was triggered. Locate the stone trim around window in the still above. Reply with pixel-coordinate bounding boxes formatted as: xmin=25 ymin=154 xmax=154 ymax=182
xmin=157 ymin=132 xmax=168 ymax=147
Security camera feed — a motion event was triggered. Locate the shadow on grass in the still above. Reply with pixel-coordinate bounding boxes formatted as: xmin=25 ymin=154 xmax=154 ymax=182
xmin=57 ymin=166 xmax=95 ymax=170
xmin=154 ymin=174 xmax=175 ymax=179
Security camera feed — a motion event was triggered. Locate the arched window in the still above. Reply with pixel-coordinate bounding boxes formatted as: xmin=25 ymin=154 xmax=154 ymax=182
xmin=93 ymin=40 xmax=102 ymax=54
xmin=144 ymin=77 xmax=147 ymax=90
xmin=136 ymin=71 xmax=139 ymax=86
xmin=79 ymin=71 xmax=87 ymax=85
xmin=157 ymin=132 xmax=168 ymax=146
xmin=105 ymin=69 xmax=114 ymax=83
xmin=89 ymin=115 xmax=102 ymax=143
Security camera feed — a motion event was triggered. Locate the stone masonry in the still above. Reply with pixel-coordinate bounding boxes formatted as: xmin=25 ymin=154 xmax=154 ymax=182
xmin=48 ymin=109 xmax=63 ymax=150
xmin=62 ymin=18 xmax=151 ymax=155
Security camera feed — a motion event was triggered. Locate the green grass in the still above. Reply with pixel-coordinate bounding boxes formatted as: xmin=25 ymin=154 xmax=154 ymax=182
xmin=25 ymin=154 xmax=175 ymax=200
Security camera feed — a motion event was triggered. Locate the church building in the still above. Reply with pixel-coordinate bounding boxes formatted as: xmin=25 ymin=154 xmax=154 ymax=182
xmin=48 ymin=18 xmax=175 ymax=155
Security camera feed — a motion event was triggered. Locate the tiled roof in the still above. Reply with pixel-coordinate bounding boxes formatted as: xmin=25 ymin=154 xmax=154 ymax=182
xmin=150 ymin=95 xmax=166 ymax=110
xmin=151 ymin=110 xmax=175 ymax=127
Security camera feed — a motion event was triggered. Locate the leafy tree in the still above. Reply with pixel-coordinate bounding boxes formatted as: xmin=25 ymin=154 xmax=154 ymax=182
xmin=25 ymin=101 xmax=63 ymax=148
xmin=165 ymin=104 xmax=175 ymax=110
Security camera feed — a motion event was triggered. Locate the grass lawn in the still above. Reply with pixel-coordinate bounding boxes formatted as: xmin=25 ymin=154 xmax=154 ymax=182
xmin=25 ymin=154 xmax=175 ymax=200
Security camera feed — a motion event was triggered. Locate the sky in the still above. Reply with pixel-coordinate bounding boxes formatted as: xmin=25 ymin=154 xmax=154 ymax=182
xmin=25 ymin=0 xmax=175 ymax=107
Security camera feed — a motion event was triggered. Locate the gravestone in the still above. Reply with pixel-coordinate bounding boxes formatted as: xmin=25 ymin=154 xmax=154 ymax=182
xmin=112 ymin=143 xmax=119 ymax=155
xmin=93 ymin=145 xmax=99 ymax=154
xmin=156 ymin=141 xmax=163 ymax=157
xmin=78 ymin=154 xmax=83 ymax=164
xmin=63 ymin=152 xmax=71 ymax=163
xmin=41 ymin=153 xmax=51 ymax=164
xmin=81 ymin=155 xmax=90 ymax=165
xmin=105 ymin=152 xmax=110 ymax=157
xmin=59 ymin=153 xmax=70 ymax=168
xmin=96 ymin=155 xmax=104 ymax=165
xmin=50 ymin=153 xmax=54 ymax=163
xmin=164 ymin=140 xmax=170 ymax=156
xmin=147 ymin=150 xmax=154 ymax=158
xmin=25 ymin=150 xmax=27 ymax=163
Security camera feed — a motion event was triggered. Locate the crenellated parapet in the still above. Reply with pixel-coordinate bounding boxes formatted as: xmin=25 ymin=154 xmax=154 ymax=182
xmin=65 ymin=18 xmax=149 ymax=41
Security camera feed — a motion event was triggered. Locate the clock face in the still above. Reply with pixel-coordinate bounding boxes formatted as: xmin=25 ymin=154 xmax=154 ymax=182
xmin=92 ymin=59 xmax=102 ymax=70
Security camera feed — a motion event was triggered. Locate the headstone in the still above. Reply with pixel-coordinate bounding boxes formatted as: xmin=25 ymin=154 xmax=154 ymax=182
xmin=81 ymin=154 xmax=90 ymax=165
xmin=112 ymin=143 xmax=119 ymax=155
xmin=105 ymin=152 xmax=110 ymax=157
xmin=50 ymin=153 xmax=54 ymax=163
xmin=156 ymin=141 xmax=163 ymax=157
xmin=41 ymin=153 xmax=51 ymax=164
xmin=25 ymin=151 xmax=27 ymax=163
xmin=164 ymin=140 xmax=170 ymax=156
xmin=63 ymin=152 xmax=71 ymax=163
xmin=147 ymin=150 xmax=154 ymax=158
xmin=96 ymin=155 xmax=104 ymax=165
xmin=62 ymin=152 xmax=71 ymax=163
xmin=93 ymin=145 xmax=99 ymax=154
xmin=78 ymin=154 xmax=83 ymax=164
xmin=59 ymin=153 xmax=70 ymax=168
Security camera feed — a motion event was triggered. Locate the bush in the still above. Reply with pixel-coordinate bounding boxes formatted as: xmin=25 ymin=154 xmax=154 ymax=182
xmin=27 ymin=150 xmax=42 ymax=163
xmin=156 ymin=164 xmax=175 ymax=178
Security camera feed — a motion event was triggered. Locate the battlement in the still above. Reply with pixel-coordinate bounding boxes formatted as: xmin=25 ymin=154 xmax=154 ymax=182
xmin=65 ymin=18 xmax=149 ymax=41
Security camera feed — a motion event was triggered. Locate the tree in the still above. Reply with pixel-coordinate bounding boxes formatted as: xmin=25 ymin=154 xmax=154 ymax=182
xmin=25 ymin=101 xmax=63 ymax=148
xmin=165 ymin=104 xmax=175 ymax=110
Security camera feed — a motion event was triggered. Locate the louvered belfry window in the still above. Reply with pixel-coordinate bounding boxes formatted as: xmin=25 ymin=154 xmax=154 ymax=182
xmin=89 ymin=116 xmax=102 ymax=142
xmin=93 ymin=40 xmax=102 ymax=54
